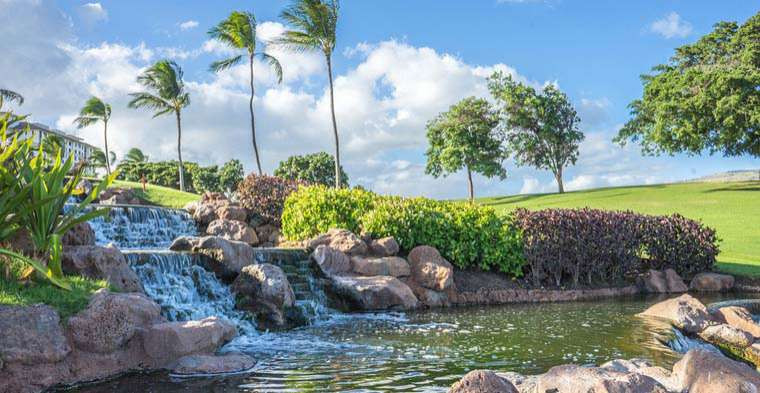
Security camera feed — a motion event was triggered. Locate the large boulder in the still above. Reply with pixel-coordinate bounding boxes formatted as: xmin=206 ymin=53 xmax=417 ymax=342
xmin=600 ymin=359 xmax=679 ymax=392
xmin=217 ymin=204 xmax=247 ymax=222
xmin=62 ymin=244 xmax=144 ymax=293
xmin=638 ymin=294 xmax=717 ymax=333
xmin=312 ymin=245 xmax=352 ymax=276
xmin=192 ymin=196 xmax=247 ymax=226
xmin=192 ymin=236 xmax=256 ymax=280
xmin=98 ymin=187 xmax=143 ymax=205
xmin=368 ymin=237 xmax=399 ymax=257
xmin=698 ymin=324 xmax=754 ymax=349
xmin=62 ymin=222 xmax=95 ymax=246
xmin=330 ymin=275 xmax=418 ymax=310
xmin=67 ymin=290 xmax=163 ymax=354
xmin=714 ymin=306 xmax=760 ymax=338
xmin=664 ymin=269 xmax=688 ymax=293
xmin=232 ymin=264 xmax=296 ymax=329
xmin=640 ymin=269 xmax=687 ymax=293
xmin=536 ymin=364 xmax=669 ymax=393
xmin=450 ymin=370 xmax=518 ymax=393
xmin=142 ymin=317 xmax=236 ymax=364
xmin=671 ymin=348 xmax=760 ymax=393
xmin=690 ymin=272 xmax=735 ymax=292
xmin=0 ymin=304 xmax=71 ymax=364
xmin=255 ymin=224 xmax=280 ymax=247
xmin=407 ymin=245 xmax=453 ymax=291
xmin=351 ymin=256 xmax=410 ymax=277
xmin=309 ymin=229 xmax=368 ymax=256
xmin=206 ymin=219 xmax=258 ymax=245
xmin=170 ymin=353 xmax=256 ymax=377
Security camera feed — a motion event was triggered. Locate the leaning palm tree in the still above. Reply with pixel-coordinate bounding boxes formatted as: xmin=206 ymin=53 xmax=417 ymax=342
xmin=208 ymin=11 xmax=283 ymax=176
xmin=0 ymin=88 xmax=23 ymax=109
xmin=128 ymin=60 xmax=191 ymax=191
xmin=122 ymin=147 xmax=149 ymax=164
xmin=277 ymin=0 xmax=341 ymax=188
xmin=88 ymin=149 xmax=116 ymax=173
xmin=73 ymin=96 xmax=113 ymax=174
xmin=40 ymin=134 xmax=64 ymax=159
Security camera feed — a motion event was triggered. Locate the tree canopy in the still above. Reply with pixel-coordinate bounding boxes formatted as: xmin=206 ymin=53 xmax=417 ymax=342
xmin=274 ymin=152 xmax=348 ymax=187
xmin=488 ymin=72 xmax=584 ymax=193
xmin=615 ymin=12 xmax=760 ymax=158
xmin=425 ymin=96 xmax=507 ymax=201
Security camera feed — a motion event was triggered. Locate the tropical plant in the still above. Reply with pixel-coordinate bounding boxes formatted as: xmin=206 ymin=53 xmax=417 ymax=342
xmin=73 ymin=96 xmax=113 ymax=174
xmin=488 ymin=73 xmax=584 ymax=193
xmin=116 ymin=160 xmax=198 ymax=191
xmin=0 ymin=88 xmax=23 ymax=109
xmin=424 ymin=96 xmax=507 ymax=201
xmin=122 ymin=147 xmax=149 ymax=164
xmin=208 ymin=11 xmax=283 ymax=175
xmin=615 ymin=12 xmax=760 ymax=159
xmin=237 ymin=174 xmax=303 ymax=226
xmin=274 ymin=152 xmax=348 ymax=187
xmin=128 ymin=60 xmax=191 ymax=191
xmin=219 ymin=159 xmax=244 ymax=193
xmin=88 ymin=149 xmax=116 ymax=173
xmin=277 ymin=0 xmax=342 ymax=188
xmin=40 ymin=134 xmax=64 ymax=160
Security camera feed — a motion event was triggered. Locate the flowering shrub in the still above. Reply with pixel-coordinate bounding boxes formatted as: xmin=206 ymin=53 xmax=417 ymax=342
xmin=237 ymin=174 xmax=302 ymax=226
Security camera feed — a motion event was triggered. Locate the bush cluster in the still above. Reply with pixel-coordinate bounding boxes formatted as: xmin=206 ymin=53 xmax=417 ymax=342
xmin=281 ymin=185 xmax=524 ymax=275
xmin=513 ymin=208 xmax=718 ymax=287
xmin=274 ymin=152 xmax=349 ymax=187
xmin=237 ymin=174 xmax=303 ymax=226
xmin=116 ymin=159 xmax=243 ymax=194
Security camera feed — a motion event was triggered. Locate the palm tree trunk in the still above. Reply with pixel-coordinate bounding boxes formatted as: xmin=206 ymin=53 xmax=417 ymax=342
xmin=326 ymin=55 xmax=341 ymax=189
xmin=467 ymin=165 xmax=474 ymax=203
xmin=103 ymin=120 xmax=111 ymax=175
xmin=249 ymin=54 xmax=263 ymax=176
xmin=175 ymin=110 xmax=185 ymax=192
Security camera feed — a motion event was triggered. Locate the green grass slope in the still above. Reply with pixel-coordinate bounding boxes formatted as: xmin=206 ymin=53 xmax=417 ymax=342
xmin=110 ymin=180 xmax=200 ymax=209
xmin=478 ymin=181 xmax=760 ymax=276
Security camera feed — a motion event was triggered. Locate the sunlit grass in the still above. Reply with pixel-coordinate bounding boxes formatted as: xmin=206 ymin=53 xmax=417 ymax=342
xmin=111 ymin=180 xmax=200 ymax=209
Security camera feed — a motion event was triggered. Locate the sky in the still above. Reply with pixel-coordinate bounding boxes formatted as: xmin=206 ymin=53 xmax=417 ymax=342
xmin=1 ymin=0 xmax=757 ymax=199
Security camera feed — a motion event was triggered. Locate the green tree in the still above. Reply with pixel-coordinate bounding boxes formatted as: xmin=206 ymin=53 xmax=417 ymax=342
xmin=274 ymin=152 xmax=348 ymax=187
xmin=0 ymin=88 xmax=23 ymax=109
xmin=122 ymin=147 xmax=149 ymax=164
xmin=73 ymin=96 xmax=113 ymax=174
xmin=615 ymin=12 xmax=760 ymax=159
xmin=208 ymin=11 xmax=283 ymax=175
xmin=488 ymin=72 xmax=584 ymax=193
xmin=424 ymin=97 xmax=507 ymax=202
xmin=277 ymin=0 xmax=342 ymax=188
xmin=88 ymin=149 xmax=116 ymax=173
xmin=219 ymin=159 xmax=244 ymax=192
xmin=128 ymin=60 xmax=191 ymax=191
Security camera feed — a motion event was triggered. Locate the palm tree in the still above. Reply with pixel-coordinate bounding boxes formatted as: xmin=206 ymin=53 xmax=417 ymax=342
xmin=88 ymin=149 xmax=116 ymax=173
xmin=0 ymin=88 xmax=23 ymax=109
xmin=73 ymin=97 xmax=113 ymax=174
xmin=122 ymin=147 xmax=149 ymax=164
xmin=278 ymin=0 xmax=341 ymax=188
xmin=208 ymin=11 xmax=283 ymax=176
xmin=128 ymin=60 xmax=191 ymax=191
xmin=40 ymin=134 xmax=64 ymax=159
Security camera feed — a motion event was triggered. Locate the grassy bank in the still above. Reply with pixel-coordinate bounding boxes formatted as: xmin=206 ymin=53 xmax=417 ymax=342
xmin=478 ymin=181 xmax=760 ymax=276
xmin=110 ymin=180 xmax=200 ymax=209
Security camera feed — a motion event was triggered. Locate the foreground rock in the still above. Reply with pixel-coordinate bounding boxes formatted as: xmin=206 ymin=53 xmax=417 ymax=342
xmin=698 ymin=324 xmax=754 ymax=349
xmin=62 ymin=222 xmax=95 ymax=246
xmin=62 ymin=244 xmax=144 ymax=293
xmin=0 ymin=304 xmax=71 ymax=364
xmin=170 ymin=353 xmax=255 ymax=376
xmin=714 ymin=306 xmax=760 ymax=338
xmin=408 ymin=245 xmax=454 ymax=291
xmin=535 ymin=364 xmax=668 ymax=393
xmin=450 ymin=370 xmax=518 ymax=393
xmin=142 ymin=316 xmax=236 ymax=365
xmin=232 ymin=264 xmax=296 ymax=329
xmin=206 ymin=219 xmax=259 ymax=245
xmin=638 ymin=294 xmax=717 ymax=333
xmin=330 ymin=275 xmax=418 ymax=310
xmin=672 ymin=348 xmax=760 ymax=393
xmin=312 ymin=245 xmax=352 ymax=276
xmin=690 ymin=272 xmax=735 ymax=292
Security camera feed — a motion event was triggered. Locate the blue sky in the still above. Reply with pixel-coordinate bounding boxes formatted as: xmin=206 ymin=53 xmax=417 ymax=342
xmin=2 ymin=0 xmax=758 ymax=198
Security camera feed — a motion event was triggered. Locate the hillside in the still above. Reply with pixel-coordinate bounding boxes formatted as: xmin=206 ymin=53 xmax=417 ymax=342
xmin=110 ymin=180 xmax=200 ymax=209
xmin=478 ymin=181 xmax=760 ymax=276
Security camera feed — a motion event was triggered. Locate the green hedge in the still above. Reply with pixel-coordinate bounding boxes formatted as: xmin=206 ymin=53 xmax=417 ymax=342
xmin=282 ymin=186 xmax=524 ymax=275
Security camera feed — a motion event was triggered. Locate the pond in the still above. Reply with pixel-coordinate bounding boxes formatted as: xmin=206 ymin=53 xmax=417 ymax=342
xmin=69 ymin=293 xmax=747 ymax=393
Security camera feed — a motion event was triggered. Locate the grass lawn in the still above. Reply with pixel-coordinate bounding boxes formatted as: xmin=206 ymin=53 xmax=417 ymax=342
xmin=111 ymin=180 xmax=200 ymax=209
xmin=477 ymin=181 xmax=760 ymax=277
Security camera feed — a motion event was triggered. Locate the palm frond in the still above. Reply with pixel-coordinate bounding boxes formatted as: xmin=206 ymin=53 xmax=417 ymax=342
xmin=258 ymin=52 xmax=284 ymax=83
xmin=128 ymin=92 xmax=173 ymax=116
xmin=0 ymin=89 xmax=24 ymax=106
xmin=210 ymin=55 xmax=244 ymax=73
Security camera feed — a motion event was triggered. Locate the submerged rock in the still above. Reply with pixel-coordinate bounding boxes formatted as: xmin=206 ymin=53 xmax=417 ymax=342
xmin=638 ymin=294 xmax=717 ymax=333
xmin=690 ymin=272 xmax=735 ymax=292
xmin=170 ymin=353 xmax=255 ymax=377
xmin=62 ymin=244 xmax=144 ymax=293
xmin=450 ymin=370 xmax=518 ymax=393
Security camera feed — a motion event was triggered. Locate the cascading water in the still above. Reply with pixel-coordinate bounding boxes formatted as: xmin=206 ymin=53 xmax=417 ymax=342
xmin=83 ymin=204 xmax=197 ymax=249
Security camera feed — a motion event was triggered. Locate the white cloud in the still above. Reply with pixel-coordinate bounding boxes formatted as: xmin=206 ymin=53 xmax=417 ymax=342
xmin=519 ymin=177 xmax=541 ymax=194
xmin=578 ymin=97 xmax=611 ymax=129
xmin=179 ymin=20 xmax=199 ymax=31
xmin=650 ymin=12 xmax=692 ymax=39
xmin=79 ymin=2 xmax=107 ymax=25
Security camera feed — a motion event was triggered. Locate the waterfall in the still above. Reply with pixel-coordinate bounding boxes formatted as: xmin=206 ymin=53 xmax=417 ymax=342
xmin=82 ymin=204 xmax=197 ymax=249
xmin=667 ymin=328 xmax=721 ymax=354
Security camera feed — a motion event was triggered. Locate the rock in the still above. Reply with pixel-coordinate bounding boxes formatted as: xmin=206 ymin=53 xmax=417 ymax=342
xmin=368 ymin=236 xmax=399 ymax=257
xmin=407 ymin=245 xmax=454 ymax=291
xmin=351 ymin=256 xmax=410 ymax=277
xmin=0 ymin=304 xmax=71 ymax=364
xmin=62 ymin=222 xmax=95 ymax=246
xmin=217 ymin=204 xmax=247 ymax=222
xmin=714 ymin=306 xmax=760 ymax=338
xmin=641 ymin=269 xmax=668 ymax=293
xmin=255 ymin=224 xmax=280 ymax=246
xmin=201 ymin=192 xmax=227 ymax=203
xmin=638 ymin=294 xmax=717 ymax=333
xmin=62 ymin=244 xmax=144 ymax=293
xmin=600 ymin=359 xmax=678 ymax=392
xmin=403 ymin=277 xmax=453 ymax=308
xmin=142 ymin=317 xmax=236 ymax=364
xmin=232 ymin=264 xmax=296 ymax=329
xmin=664 ymin=269 xmax=688 ymax=293
xmin=193 ymin=203 xmax=219 ymax=226
xmin=690 ymin=272 xmax=735 ymax=292
xmin=98 ymin=188 xmax=141 ymax=205
xmin=698 ymin=324 xmax=755 ymax=349
xmin=67 ymin=290 xmax=163 ymax=353
xmin=671 ymin=348 xmax=760 ymax=393
xmin=309 ymin=229 xmax=368 ymax=255
xmin=312 ymin=245 xmax=352 ymax=276
xmin=171 ymin=353 xmax=255 ymax=376
xmin=498 ymin=372 xmax=538 ymax=393
xmin=193 ymin=236 xmax=256 ymax=279
xmin=450 ymin=370 xmax=518 ymax=393
xmin=5 ymin=228 xmax=35 ymax=256
xmin=206 ymin=219 xmax=259 ymax=245
xmin=192 ymin=197 xmax=247 ymax=226
xmin=169 ymin=236 xmax=198 ymax=251
xmin=536 ymin=364 xmax=669 ymax=393
xmin=330 ymin=275 xmax=418 ymax=310
xmin=183 ymin=201 xmax=199 ymax=215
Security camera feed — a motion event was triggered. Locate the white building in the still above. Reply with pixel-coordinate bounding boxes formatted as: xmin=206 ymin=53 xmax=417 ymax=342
xmin=8 ymin=121 xmax=98 ymax=175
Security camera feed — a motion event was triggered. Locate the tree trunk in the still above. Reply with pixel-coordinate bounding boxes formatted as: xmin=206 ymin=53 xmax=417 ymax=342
xmin=103 ymin=120 xmax=111 ymax=175
xmin=249 ymin=54 xmax=262 ymax=176
xmin=175 ymin=110 xmax=185 ymax=192
xmin=467 ymin=166 xmax=474 ymax=203
xmin=555 ymin=167 xmax=564 ymax=194
xmin=326 ymin=55 xmax=341 ymax=189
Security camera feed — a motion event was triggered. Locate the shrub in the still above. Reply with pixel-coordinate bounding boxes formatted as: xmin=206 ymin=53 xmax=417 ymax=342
xmin=281 ymin=185 xmax=375 ymax=239
xmin=189 ymin=165 xmax=219 ymax=194
xmin=274 ymin=152 xmax=348 ymax=187
xmin=117 ymin=159 xmax=243 ymax=194
xmin=218 ymin=159 xmax=244 ymax=193
xmin=513 ymin=208 xmax=718 ymax=287
xmin=237 ymin=174 xmax=303 ymax=226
